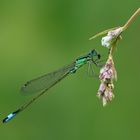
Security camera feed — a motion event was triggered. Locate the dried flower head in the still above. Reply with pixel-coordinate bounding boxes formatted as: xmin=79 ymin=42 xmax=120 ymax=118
xmin=90 ymin=8 xmax=140 ymax=107
xmin=101 ymin=27 xmax=123 ymax=48
xmin=97 ymin=56 xmax=117 ymax=106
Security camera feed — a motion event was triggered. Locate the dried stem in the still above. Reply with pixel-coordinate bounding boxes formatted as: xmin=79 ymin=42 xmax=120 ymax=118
xmin=123 ymin=8 xmax=140 ymax=30
xmin=109 ymin=41 xmax=117 ymax=57
xmin=109 ymin=8 xmax=140 ymax=56
xmin=89 ymin=8 xmax=140 ymax=40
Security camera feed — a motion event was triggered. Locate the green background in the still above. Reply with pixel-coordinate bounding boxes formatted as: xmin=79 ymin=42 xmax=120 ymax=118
xmin=0 ymin=0 xmax=140 ymax=140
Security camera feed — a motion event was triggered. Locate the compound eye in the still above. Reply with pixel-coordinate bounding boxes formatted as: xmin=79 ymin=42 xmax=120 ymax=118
xmin=98 ymin=54 xmax=101 ymax=59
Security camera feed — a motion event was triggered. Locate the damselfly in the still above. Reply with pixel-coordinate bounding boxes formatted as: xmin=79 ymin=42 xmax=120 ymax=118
xmin=3 ymin=49 xmax=101 ymax=123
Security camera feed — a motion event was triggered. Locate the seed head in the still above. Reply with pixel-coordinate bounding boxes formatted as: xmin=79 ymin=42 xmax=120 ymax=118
xmin=97 ymin=56 xmax=117 ymax=106
xmin=101 ymin=27 xmax=123 ymax=48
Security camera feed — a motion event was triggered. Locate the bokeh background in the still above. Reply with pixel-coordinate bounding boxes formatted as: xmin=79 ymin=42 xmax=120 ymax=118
xmin=0 ymin=0 xmax=140 ymax=140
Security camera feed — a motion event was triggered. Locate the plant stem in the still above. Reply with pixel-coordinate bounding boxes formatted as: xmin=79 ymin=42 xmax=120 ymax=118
xmin=109 ymin=8 xmax=140 ymax=56
xmin=109 ymin=43 xmax=116 ymax=57
xmin=123 ymin=8 xmax=140 ymax=30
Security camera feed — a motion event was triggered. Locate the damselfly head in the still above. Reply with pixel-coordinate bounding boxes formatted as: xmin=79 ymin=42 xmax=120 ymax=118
xmin=89 ymin=49 xmax=101 ymax=62
xmin=89 ymin=49 xmax=101 ymax=59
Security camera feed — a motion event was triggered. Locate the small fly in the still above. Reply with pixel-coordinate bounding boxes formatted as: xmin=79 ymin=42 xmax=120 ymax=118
xmin=3 ymin=49 xmax=101 ymax=123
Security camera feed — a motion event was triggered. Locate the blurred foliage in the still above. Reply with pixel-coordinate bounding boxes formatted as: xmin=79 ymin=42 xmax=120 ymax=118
xmin=0 ymin=0 xmax=140 ymax=140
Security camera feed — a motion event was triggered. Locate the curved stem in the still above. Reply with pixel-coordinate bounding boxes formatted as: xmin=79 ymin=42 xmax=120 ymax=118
xmin=109 ymin=8 xmax=140 ymax=57
xmin=123 ymin=8 xmax=140 ymax=31
xmin=109 ymin=40 xmax=118 ymax=57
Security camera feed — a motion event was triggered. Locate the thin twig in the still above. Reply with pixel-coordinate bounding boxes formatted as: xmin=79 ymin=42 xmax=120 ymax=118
xmin=89 ymin=8 xmax=140 ymax=40
xmin=123 ymin=8 xmax=140 ymax=30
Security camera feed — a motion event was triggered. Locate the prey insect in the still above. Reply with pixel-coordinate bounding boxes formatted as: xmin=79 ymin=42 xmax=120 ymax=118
xmin=3 ymin=49 xmax=101 ymax=123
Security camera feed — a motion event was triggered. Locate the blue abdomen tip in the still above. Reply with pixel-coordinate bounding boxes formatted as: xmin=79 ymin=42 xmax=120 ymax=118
xmin=3 ymin=113 xmax=16 ymax=123
xmin=3 ymin=109 xmax=20 ymax=123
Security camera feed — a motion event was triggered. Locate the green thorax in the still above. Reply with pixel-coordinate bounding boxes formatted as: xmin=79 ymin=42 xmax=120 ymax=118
xmin=76 ymin=57 xmax=87 ymax=68
xmin=70 ymin=57 xmax=88 ymax=73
